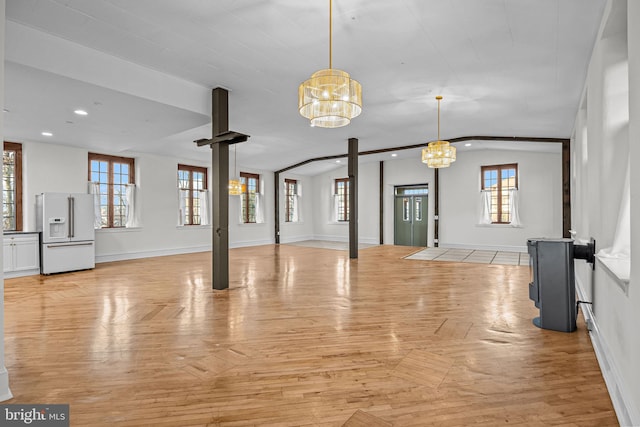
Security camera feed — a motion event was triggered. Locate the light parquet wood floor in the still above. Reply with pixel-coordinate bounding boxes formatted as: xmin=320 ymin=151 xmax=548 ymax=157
xmin=4 ymin=245 xmax=617 ymax=426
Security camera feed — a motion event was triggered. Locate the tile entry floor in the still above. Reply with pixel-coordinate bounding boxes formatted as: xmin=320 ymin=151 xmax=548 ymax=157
xmin=405 ymin=247 xmax=529 ymax=266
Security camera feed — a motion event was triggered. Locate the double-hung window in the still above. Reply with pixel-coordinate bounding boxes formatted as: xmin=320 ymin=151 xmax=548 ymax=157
xmin=3 ymin=142 xmax=23 ymax=231
xmin=89 ymin=153 xmax=135 ymax=228
xmin=240 ymin=172 xmax=260 ymax=223
xmin=335 ymin=178 xmax=349 ymax=222
xmin=284 ymin=179 xmax=297 ymax=223
xmin=178 ymin=164 xmax=208 ymax=225
xmin=481 ymin=163 xmax=518 ymax=224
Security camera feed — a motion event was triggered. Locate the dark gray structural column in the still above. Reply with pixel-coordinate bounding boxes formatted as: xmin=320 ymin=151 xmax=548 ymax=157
xmin=195 ymin=88 xmax=249 ymax=290
xmin=348 ymin=138 xmax=358 ymax=259
xmin=211 ymin=141 xmax=229 ymax=290
xmin=211 ymin=89 xmax=230 ymax=290
xmin=274 ymin=171 xmax=280 ymax=244
xmin=379 ymin=161 xmax=384 ymax=245
xmin=434 ymin=168 xmax=439 ymax=248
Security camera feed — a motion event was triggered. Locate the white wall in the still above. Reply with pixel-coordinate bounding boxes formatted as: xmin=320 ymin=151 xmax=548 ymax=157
xmin=308 ymin=148 xmax=562 ymax=252
xmin=571 ymin=1 xmax=640 ymax=424
xmin=439 ymin=149 xmax=562 ymax=251
xmin=21 ymin=140 xmax=214 ymax=261
xmin=382 ymin=156 xmax=435 ymax=246
xmin=228 ymin=165 xmax=274 ymax=248
xmin=20 ymin=140 xmax=283 ymax=257
xmin=277 ymin=172 xmax=315 ymax=243
xmin=628 ymin=0 xmax=640 ymax=424
xmin=311 ymin=162 xmax=380 ymax=245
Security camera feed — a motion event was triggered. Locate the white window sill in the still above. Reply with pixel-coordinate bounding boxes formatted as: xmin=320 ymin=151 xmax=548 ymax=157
xmin=595 ymin=255 xmax=630 ymax=295
xmin=283 ymin=221 xmax=305 ymax=225
xmin=96 ymin=226 xmax=142 ymax=233
xmin=328 ymin=221 xmax=350 ymax=225
xmin=176 ymin=225 xmax=212 ymax=230
xmin=475 ymin=223 xmax=523 ymax=228
xmin=237 ymin=222 xmax=266 ymax=226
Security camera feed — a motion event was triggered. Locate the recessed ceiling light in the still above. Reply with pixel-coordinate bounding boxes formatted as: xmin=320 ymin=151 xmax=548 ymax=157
xmin=465 ymin=143 xmax=472 ymax=147
xmin=2 ymin=108 xmax=9 ymax=113
xmin=74 ymin=109 xmax=88 ymax=116
xmin=391 ymin=153 xmax=398 ymax=157
xmin=41 ymin=131 xmax=53 ymax=137
xmin=336 ymin=160 xmax=341 ymax=163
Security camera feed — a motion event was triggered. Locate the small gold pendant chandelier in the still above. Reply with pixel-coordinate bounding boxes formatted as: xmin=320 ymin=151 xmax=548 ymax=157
xmin=422 ymin=96 xmax=456 ymax=168
xmin=228 ymin=145 xmax=245 ymax=196
xmin=298 ymin=0 xmax=362 ymax=128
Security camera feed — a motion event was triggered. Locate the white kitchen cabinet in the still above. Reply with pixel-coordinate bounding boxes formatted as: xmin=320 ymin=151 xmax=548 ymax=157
xmin=3 ymin=233 xmax=40 ymax=278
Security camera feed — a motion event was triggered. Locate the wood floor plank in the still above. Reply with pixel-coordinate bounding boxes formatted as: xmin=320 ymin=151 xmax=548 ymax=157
xmin=342 ymin=409 xmax=392 ymax=426
xmin=3 ymin=244 xmax=618 ymax=426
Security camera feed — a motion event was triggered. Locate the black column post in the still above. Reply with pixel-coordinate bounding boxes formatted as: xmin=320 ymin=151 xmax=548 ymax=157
xmin=562 ymin=140 xmax=571 ymax=238
xmin=195 ymin=88 xmax=249 ymax=291
xmin=211 ymin=88 xmax=230 ymax=290
xmin=348 ymin=138 xmax=358 ymax=259
xmin=434 ymin=168 xmax=439 ymax=248
xmin=379 ymin=161 xmax=384 ymax=245
xmin=274 ymin=171 xmax=280 ymax=244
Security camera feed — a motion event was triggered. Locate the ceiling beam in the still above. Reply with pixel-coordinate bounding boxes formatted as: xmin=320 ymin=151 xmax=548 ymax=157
xmin=275 ymin=135 xmax=569 ymax=173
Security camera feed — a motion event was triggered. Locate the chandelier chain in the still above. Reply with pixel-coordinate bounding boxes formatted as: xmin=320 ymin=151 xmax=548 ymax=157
xmin=329 ymin=0 xmax=332 ymax=69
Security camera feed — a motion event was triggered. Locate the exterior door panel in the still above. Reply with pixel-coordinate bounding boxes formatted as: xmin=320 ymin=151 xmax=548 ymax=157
xmin=394 ymin=186 xmax=428 ymax=247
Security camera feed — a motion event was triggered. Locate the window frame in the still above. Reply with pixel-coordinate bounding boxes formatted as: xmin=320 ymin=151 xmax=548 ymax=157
xmin=240 ymin=172 xmax=260 ymax=224
xmin=481 ymin=163 xmax=518 ymax=224
xmin=88 ymin=152 xmax=135 ymax=228
xmin=284 ymin=178 xmax=297 ymax=223
xmin=3 ymin=141 xmax=23 ymax=231
xmin=178 ymin=164 xmax=208 ymax=226
xmin=334 ymin=177 xmax=350 ymax=222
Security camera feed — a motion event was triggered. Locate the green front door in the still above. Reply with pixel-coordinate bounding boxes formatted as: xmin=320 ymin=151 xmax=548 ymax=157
xmin=394 ymin=186 xmax=428 ymax=246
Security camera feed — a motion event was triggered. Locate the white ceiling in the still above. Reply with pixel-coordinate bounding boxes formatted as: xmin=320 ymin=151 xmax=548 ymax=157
xmin=3 ymin=0 xmax=606 ymax=175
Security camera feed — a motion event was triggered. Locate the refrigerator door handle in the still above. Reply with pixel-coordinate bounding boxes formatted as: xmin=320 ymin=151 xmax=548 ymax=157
xmin=68 ymin=196 xmax=75 ymax=238
xmin=46 ymin=242 xmax=94 ymax=248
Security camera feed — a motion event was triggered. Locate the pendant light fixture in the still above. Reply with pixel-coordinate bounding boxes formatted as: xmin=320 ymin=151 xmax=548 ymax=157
xmin=228 ymin=145 xmax=245 ymax=196
xmin=422 ymin=96 xmax=456 ymax=168
xmin=298 ymin=0 xmax=362 ymax=128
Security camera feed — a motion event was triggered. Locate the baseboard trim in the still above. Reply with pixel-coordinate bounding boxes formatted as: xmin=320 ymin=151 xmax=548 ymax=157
xmin=229 ymin=239 xmax=275 ymax=249
xmin=3 ymin=268 xmax=40 ymax=279
xmin=96 ymin=245 xmax=210 ymax=263
xmin=575 ymin=276 xmax=639 ymax=426
xmin=439 ymin=242 xmax=527 ymax=252
xmin=311 ymin=235 xmax=378 ymax=245
xmin=279 ymin=235 xmax=316 ymax=244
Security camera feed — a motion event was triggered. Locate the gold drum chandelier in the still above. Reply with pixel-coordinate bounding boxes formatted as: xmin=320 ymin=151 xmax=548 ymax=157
xmin=298 ymin=0 xmax=362 ymax=128
xmin=422 ymin=96 xmax=456 ymax=168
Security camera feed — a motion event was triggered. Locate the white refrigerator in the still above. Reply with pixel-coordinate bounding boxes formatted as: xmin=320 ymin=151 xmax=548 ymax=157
xmin=36 ymin=193 xmax=96 ymax=274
